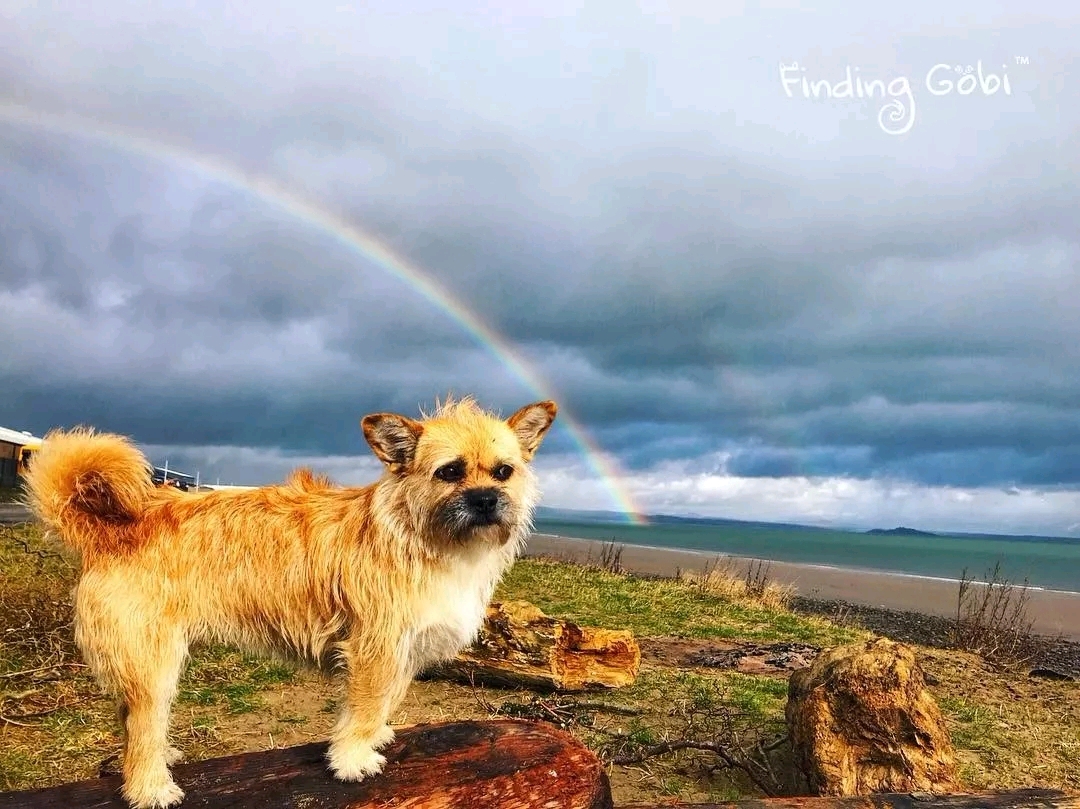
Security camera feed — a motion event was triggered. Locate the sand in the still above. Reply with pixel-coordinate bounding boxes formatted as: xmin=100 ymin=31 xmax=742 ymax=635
xmin=525 ymin=533 xmax=1080 ymax=642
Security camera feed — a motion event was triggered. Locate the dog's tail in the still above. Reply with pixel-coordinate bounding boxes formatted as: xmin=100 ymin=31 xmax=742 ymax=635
xmin=23 ymin=427 xmax=154 ymax=558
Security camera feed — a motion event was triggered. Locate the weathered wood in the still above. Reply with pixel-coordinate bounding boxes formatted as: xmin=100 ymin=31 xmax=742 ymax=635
xmin=621 ymin=789 xmax=1080 ymax=809
xmin=422 ymin=600 xmax=640 ymax=691
xmin=786 ymin=638 xmax=958 ymax=796
xmin=0 ymin=719 xmax=613 ymax=809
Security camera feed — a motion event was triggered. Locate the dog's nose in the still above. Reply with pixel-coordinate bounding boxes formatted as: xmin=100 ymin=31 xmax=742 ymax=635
xmin=465 ymin=488 xmax=500 ymax=515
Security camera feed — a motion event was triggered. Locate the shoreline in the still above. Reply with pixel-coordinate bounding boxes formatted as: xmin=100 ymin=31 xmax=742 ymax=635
xmin=525 ymin=533 xmax=1080 ymax=642
xmin=536 ymin=533 xmax=1080 ymax=595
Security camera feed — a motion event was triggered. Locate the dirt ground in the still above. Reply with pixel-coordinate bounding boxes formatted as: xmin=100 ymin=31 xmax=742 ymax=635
xmin=11 ymin=638 xmax=1073 ymax=806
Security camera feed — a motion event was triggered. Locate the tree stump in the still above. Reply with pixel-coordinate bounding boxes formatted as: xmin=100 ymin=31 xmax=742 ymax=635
xmin=0 ymin=719 xmax=613 ymax=809
xmin=786 ymin=637 xmax=958 ymax=797
xmin=423 ymin=600 xmax=641 ymax=691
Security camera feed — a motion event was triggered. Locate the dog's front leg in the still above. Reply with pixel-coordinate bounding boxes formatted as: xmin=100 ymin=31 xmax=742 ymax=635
xmin=326 ymin=638 xmax=410 ymax=782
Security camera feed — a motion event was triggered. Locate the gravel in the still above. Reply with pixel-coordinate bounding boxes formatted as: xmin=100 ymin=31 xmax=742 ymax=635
xmin=789 ymin=595 xmax=1080 ymax=681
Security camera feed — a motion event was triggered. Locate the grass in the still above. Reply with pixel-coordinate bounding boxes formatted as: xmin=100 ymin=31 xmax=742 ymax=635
xmin=928 ymin=650 xmax=1080 ymax=792
xmin=178 ymin=648 xmax=297 ymax=714
xmin=685 ymin=557 xmax=795 ymax=612
xmin=498 ymin=557 xmax=860 ymax=647
xmin=2 ymin=521 xmax=1078 ymax=801
xmin=0 ymin=521 xmax=122 ymax=789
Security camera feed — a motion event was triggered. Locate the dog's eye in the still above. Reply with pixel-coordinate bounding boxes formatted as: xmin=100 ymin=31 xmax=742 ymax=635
xmin=492 ymin=464 xmax=514 ymax=482
xmin=434 ymin=461 xmax=466 ymax=483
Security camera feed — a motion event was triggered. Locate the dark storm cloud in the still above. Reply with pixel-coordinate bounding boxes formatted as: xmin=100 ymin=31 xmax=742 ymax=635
xmin=0 ymin=0 xmax=1078 ymax=515
xmin=0 ymin=134 xmax=530 ymax=453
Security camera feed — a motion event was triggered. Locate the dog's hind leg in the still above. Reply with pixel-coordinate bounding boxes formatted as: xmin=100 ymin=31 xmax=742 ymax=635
xmin=114 ymin=628 xmax=188 ymax=809
xmin=74 ymin=571 xmax=189 ymax=809
xmin=326 ymin=639 xmax=411 ymax=782
xmin=116 ymin=701 xmax=184 ymax=766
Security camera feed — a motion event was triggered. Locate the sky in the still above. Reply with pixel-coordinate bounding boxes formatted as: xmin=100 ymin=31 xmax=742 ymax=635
xmin=1 ymin=1 xmax=1078 ymax=536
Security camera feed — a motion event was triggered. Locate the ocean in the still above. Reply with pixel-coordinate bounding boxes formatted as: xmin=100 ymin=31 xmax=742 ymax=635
xmin=531 ymin=516 xmax=1080 ymax=594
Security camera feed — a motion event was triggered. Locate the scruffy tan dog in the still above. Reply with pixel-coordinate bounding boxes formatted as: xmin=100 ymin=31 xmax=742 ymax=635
xmin=24 ymin=397 xmax=557 ymax=809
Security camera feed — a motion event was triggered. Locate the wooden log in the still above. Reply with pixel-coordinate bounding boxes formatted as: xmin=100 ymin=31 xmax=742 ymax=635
xmin=620 ymin=790 xmax=1080 ymax=809
xmin=0 ymin=719 xmax=613 ymax=809
xmin=786 ymin=638 xmax=958 ymax=796
xmin=422 ymin=600 xmax=641 ymax=691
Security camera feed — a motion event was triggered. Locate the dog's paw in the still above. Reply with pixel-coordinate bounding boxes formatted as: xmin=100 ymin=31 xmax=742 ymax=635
xmin=165 ymin=747 xmax=185 ymax=766
xmin=370 ymin=723 xmax=395 ymax=750
xmin=122 ymin=777 xmax=185 ymax=809
xmin=326 ymin=741 xmax=387 ymax=783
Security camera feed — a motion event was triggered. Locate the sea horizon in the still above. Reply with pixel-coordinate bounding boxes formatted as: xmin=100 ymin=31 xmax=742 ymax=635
xmin=533 ymin=510 xmax=1080 ymax=595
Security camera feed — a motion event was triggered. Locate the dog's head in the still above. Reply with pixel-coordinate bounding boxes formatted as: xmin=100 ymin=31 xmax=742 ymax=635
xmin=361 ymin=397 xmax=556 ymax=549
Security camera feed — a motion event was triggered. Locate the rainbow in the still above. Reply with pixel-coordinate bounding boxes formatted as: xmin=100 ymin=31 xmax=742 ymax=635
xmin=0 ymin=102 xmax=649 ymax=525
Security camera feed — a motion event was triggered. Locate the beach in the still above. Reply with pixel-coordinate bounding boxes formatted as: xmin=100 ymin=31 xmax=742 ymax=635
xmin=526 ymin=533 xmax=1080 ymax=643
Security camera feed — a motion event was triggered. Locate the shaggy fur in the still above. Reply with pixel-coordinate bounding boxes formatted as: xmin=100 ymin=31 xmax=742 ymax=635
xmin=23 ymin=397 xmax=557 ymax=809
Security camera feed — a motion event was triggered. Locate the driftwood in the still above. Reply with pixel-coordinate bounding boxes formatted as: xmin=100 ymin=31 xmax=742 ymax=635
xmin=423 ymin=600 xmax=641 ymax=691
xmin=786 ymin=638 xmax=958 ymax=796
xmin=0 ymin=719 xmax=612 ymax=809
xmin=622 ymin=791 xmax=1080 ymax=808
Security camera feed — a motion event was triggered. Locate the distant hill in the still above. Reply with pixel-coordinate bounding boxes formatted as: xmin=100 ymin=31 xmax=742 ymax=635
xmin=864 ymin=526 xmax=940 ymax=537
xmin=533 ymin=506 xmax=1080 ymax=544
xmin=534 ymin=506 xmax=638 ymax=524
xmin=533 ymin=506 xmax=838 ymax=533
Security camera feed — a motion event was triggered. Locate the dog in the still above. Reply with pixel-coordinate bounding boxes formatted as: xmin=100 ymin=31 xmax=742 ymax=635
xmin=24 ymin=396 xmax=557 ymax=809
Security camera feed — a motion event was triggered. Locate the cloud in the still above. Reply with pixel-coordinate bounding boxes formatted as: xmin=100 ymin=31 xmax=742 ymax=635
xmin=0 ymin=0 xmax=1077 ymax=532
xmin=138 ymin=441 xmax=1080 ymax=538
xmin=538 ymin=453 xmax=1080 ymax=537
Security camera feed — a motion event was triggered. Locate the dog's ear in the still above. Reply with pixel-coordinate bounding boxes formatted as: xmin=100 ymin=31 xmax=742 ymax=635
xmin=361 ymin=413 xmax=424 ymax=472
xmin=506 ymin=400 xmax=558 ymax=461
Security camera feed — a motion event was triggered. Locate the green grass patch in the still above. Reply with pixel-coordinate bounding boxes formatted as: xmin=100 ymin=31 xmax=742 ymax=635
xmin=178 ymin=646 xmax=297 ymax=714
xmin=939 ymin=695 xmax=992 ymax=748
xmin=498 ymin=558 xmax=862 ymax=646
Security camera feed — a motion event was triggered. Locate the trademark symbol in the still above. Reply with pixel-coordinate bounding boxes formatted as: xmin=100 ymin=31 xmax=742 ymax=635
xmin=1015 ymin=56 xmax=1029 ymax=65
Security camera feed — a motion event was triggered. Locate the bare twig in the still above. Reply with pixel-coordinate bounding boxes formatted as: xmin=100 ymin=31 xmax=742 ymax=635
xmin=0 ymin=662 xmax=88 ymax=679
xmin=568 ymin=701 xmax=642 ymax=716
xmin=593 ymin=677 xmax=790 ymax=797
xmin=0 ymin=713 xmax=35 ymax=727
xmin=1 ymin=526 xmax=75 ymax=570
xmin=582 ymin=539 xmax=625 ymax=575
xmin=0 ymin=696 xmax=92 ymax=724
xmin=605 ymin=734 xmax=785 ymax=797
xmin=951 ymin=562 xmax=1044 ymax=667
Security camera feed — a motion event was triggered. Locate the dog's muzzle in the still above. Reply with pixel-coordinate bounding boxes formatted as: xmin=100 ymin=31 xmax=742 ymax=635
xmin=437 ymin=487 xmax=508 ymax=537
xmin=463 ymin=487 xmax=502 ymax=526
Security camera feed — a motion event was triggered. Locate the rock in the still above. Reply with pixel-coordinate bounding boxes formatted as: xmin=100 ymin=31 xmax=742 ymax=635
xmin=1029 ymin=667 xmax=1075 ymax=682
xmin=688 ymin=642 xmax=821 ymax=676
xmin=638 ymin=638 xmax=821 ymax=676
xmin=423 ymin=600 xmax=640 ymax=691
xmin=786 ymin=637 xmax=958 ymax=796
